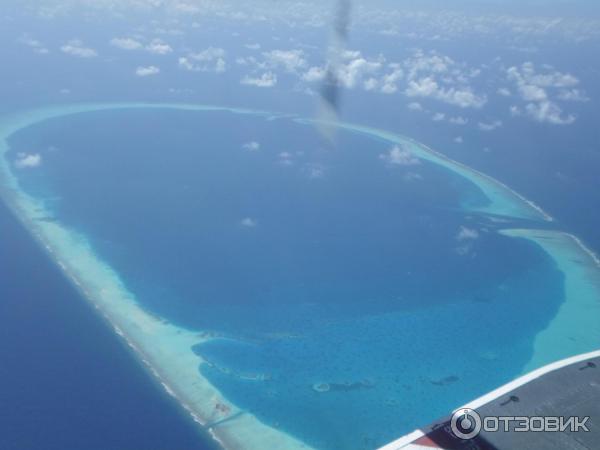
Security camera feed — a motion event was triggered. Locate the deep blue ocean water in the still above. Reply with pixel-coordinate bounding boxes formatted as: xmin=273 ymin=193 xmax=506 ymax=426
xmin=0 ymin=200 xmax=217 ymax=450
xmin=5 ymin=109 xmax=565 ymax=449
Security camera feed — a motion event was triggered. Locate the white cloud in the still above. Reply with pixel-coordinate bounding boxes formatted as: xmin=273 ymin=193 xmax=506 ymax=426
xmin=380 ymin=82 xmax=397 ymax=94
xmin=179 ymin=47 xmax=226 ymax=73
xmin=278 ymin=151 xmax=294 ymax=165
xmin=173 ymin=2 xmax=201 ymax=14
xmin=303 ymin=163 xmax=326 ymax=179
xmin=28 ymin=3 xmax=600 ymax=45
xmin=519 ymin=84 xmax=547 ymax=102
xmin=178 ymin=57 xmax=193 ymax=71
xmin=455 ymin=226 xmax=479 ymax=256
xmin=342 ymin=50 xmax=362 ymax=60
xmin=263 ymin=49 xmax=306 ymax=72
xmin=380 ymin=28 xmax=399 ymax=36
xmin=449 ymin=116 xmax=468 ymax=125
xmin=110 ymin=37 xmax=142 ymax=50
xmin=136 ymin=65 xmax=160 ymax=77
xmin=403 ymin=172 xmax=423 ymax=182
xmin=61 ymin=40 xmax=97 ymax=58
xmin=478 ymin=120 xmax=503 ymax=131
xmin=379 ymin=146 xmax=420 ymax=166
xmin=336 ymin=55 xmax=383 ymax=89
xmin=241 ymin=71 xmax=277 ymax=87
xmin=364 ymin=78 xmax=379 ymax=91
xmin=242 ymin=141 xmax=260 ymax=151
xmin=215 ymin=58 xmax=226 ymax=73
xmin=405 ymin=76 xmax=486 ymax=108
xmin=407 ymin=77 xmax=438 ymax=97
xmin=506 ymin=62 xmax=583 ymax=125
xmin=245 ymin=43 xmax=261 ymax=50
xmin=404 ymin=51 xmax=452 ymax=80
xmin=525 ymin=101 xmax=575 ymax=125
xmin=15 ymin=153 xmax=42 ymax=169
xmin=236 ymin=47 xmax=483 ymax=101
xmin=18 ymin=35 xmax=48 ymax=54
xmin=380 ymin=66 xmax=404 ymax=94
xmin=454 ymin=136 xmax=464 ymax=144
xmin=558 ymin=89 xmax=589 ymax=102
xmin=402 ymin=50 xmax=486 ymax=108
xmin=299 ymin=50 xmax=385 ymax=91
xmin=302 ymin=66 xmax=326 ymax=82
xmin=456 ymin=226 xmax=479 ymax=241
xmin=407 ymin=102 xmax=423 ymax=111
xmin=497 ymin=87 xmax=512 ymax=97
xmin=146 ymin=39 xmax=172 ymax=55
xmin=235 ymin=56 xmax=260 ymax=67
xmin=191 ymin=47 xmax=226 ymax=61
xmin=432 ymin=112 xmax=445 ymax=122
xmin=508 ymin=62 xmax=578 ymax=89
xmin=240 ymin=217 xmax=258 ymax=227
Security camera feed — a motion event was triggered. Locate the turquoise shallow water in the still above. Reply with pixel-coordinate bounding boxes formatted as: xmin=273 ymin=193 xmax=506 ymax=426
xmin=2 ymin=105 xmax=598 ymax=450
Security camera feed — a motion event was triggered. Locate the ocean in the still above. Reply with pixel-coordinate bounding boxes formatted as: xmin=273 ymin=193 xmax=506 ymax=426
xmin=3 ymin=106 xmax=597 ymax=450
xmin=0 ymin=199 xmax=217 ymax=450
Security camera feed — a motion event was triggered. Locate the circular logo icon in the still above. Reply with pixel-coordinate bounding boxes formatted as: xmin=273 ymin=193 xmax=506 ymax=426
xmin=451 ymin=408 xmax=482 ymax=440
